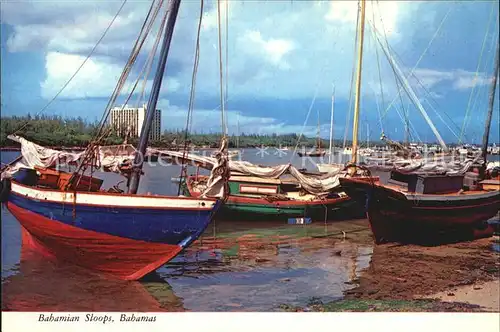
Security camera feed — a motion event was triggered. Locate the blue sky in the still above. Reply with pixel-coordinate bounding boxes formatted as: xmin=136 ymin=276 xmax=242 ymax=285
xmin=1 ymin=0 xmax=499 ymax=144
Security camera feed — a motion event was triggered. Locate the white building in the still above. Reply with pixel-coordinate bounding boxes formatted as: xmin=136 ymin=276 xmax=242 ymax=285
xmin=110 ymin=104 xmax=162 ymax=141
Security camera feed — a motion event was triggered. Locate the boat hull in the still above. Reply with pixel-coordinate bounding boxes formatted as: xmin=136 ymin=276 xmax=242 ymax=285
xmin=219 ymin=195 xmax=361 ymax=220
xmin=184 ymin=177 xmax=364 ymax=221
xmin=297 ymin=151 xmax=326 ymax=157
xmin=339 ymin=177 xmax=499 ymax=245
xmin=316 ymin=163 xmax=342 ymax=173
xmin=6 ymin=181 xmax=220 ymax=279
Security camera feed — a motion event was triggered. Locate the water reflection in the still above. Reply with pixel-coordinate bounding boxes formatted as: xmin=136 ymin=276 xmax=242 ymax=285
xmin=1 ymin=150 xmax=375 ymax=311
xmin=155 ymin=220 xmax=373 ymax=311
xmin=2 ymin=214 xmax=374 ymax=311
xmin=2 ymin=248 xmax=183 ymax=311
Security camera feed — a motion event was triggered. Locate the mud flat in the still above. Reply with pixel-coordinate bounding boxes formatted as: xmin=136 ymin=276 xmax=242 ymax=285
xmin=282 ymin=234 xmax=499 ymax=312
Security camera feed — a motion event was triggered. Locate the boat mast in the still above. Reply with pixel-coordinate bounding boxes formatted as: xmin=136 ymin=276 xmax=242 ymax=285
xmin=328 ymin=85 xmax=335 ymax=163
xmin=129 ymin=0 xmax=182 ymax=194
xmin=404 ymin=106 xmax=410 ymax=146
xmin=236 ymin=112 xmax=240 ymax=149
xmin=481 ymin=43 xmax=499 ymax=165
xmin=317 ymin=107 xmax=321 ymax=150
xmin=366 ymin=123 xmax=369 ymax=149
xmin=351 ymin=0 xmax=366 ymax=164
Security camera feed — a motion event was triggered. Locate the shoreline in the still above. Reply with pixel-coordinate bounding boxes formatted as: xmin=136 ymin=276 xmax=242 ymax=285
xmin=423 ymin=279 xmax=499 ymax=312
xmin=280 ymin=235 xmax=499 ymax=312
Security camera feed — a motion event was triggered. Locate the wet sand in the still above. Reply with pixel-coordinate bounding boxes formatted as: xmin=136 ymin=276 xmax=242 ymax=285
xmin=425 ymin=280 xmax=499 ymax=312
xmin=311 ymin=235 xmax=500 ymax=312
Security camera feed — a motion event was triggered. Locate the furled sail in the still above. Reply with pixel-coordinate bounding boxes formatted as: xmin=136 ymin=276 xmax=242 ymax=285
xmin=3 ymin=135 xmax=142 ymax=177
xmin=155 ymin=149 xmax=343 ymax=196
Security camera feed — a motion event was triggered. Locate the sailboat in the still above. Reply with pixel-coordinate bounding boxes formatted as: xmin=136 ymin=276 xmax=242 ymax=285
xmin=156 ymin=147 xmax=366 ymax=221
xmin=278 ymin=144 xmax=289 ymax=151
xmin=317 ymin=86 xmax=343 ymax=173
xmin=297 ymin=107 xmax=326 ymax=157
xmin=0 ymin=0 xmax=227 ymax=279
xmin=338 ymin=0 xmax=500 ymax=245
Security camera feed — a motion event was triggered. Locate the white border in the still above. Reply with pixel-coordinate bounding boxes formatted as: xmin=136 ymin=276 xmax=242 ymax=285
xmin=1 ymin=312 xmax=499 ymax=332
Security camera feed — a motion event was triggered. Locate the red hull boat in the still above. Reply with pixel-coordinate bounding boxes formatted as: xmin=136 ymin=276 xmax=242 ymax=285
xmin=339 ymin=175 xmax=499 ymax=245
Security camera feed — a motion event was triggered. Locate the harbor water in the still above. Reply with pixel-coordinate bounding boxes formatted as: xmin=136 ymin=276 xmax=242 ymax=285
xmin=1 ymin=149 xmax=374 ymax=311
xmin=2 ymin=149 xmax=499 ymax=311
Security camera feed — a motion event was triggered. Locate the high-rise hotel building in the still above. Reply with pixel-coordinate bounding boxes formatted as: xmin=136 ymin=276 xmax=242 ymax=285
xmin=110 ymin=104 xmax=162 ymax=141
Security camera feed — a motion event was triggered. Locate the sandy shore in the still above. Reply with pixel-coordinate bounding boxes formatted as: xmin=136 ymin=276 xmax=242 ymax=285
xmin=425 ymin=279 xmax=499 ymax=312
xmin=336 ymin=233 xmax=500 ymax=312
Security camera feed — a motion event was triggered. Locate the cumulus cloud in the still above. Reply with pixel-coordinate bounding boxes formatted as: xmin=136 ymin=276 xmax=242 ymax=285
xmin=156 ymin=98 xmax=330 ymax=137
xmin=411 ymin=68 xmax=493 ymax=91
xmin=41 ymin=52 xmax=180 ymax=99
xmin=238 ymin=30 xmax=295 ymax=70
xmin=2 ymin=0 xmax=485 ymax=105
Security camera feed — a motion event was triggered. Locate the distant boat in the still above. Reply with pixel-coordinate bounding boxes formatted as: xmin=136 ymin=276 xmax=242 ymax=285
xmin=297 ymin=100 xmax=326 ymax=158
xmin=316 ymin=86 xmax=344 ymax=173
xmin=297 ymin=149 xmax=326 ymax=157
xmin=341 ymin=147 xmax=353 ymax=155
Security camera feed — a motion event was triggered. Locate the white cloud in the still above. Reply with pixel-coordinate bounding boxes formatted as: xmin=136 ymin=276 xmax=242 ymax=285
xmin=325 ymin=1 xmax=401 ymax=38
xmin=411 ymin=68 xmax=492 ymax=91
xmin=41 ymin=52 xmax=180 ymax=99
xmin=3 ymin=0 xmax=482 ymax=104
xmin=238 ymin=30 xmax=295 ymax=70
xmin=156 ymin=99 xmax=327 ymax=137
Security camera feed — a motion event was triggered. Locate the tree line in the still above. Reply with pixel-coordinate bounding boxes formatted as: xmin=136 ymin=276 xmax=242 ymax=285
xmin=1 ymin=115 xmax=384 ymax=149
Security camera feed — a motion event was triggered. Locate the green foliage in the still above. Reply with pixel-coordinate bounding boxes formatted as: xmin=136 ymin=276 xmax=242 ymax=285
xmin=0 ymin=115 xmax=122 ymax=147
xmin=1 ymin=115 xmax=362 ymax=148
xmin=161 ymin=130 xmax=350 ymax=149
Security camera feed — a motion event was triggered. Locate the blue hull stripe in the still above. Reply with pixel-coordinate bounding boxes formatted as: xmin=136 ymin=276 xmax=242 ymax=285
xmin=8 ymin=193 xmax=219 ymax=246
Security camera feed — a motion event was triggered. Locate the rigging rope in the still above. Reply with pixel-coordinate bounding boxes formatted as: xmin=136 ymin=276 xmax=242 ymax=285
xmin=379 ymin=2 xmax=452 ymax=121
xmin=135 ymin=9 xmax=170 ymax=111
xmin=94 ymin=0 xmax=165 ymax=140
xmin=290 ymin=13 xmax=344 ymax=160
xmin=290 ymin=80 xmax=321 ymax=160
xmin=379 ymin=7 xmax=408 ymax=141
xmin=69 ymin=0 xmax=165 ymax=184
xmin=102 ymin=6 xmax=169 ymax=144
xmin=225 ymin=0 xmax=229 ymax=106
xmin=12 ymin=0 xmax=128 ymax=135
xmin=459 ymin=0 xmax=497 ymax=144
xmin=217 ymin=0 xmax=227 ymax=136
xmin=458 ymin=2 xmax=496 ymax=144
xmin=370 ymin=0 xmax=385 ymax=134
xmin=342 ymin=2 xmax=361 ymax=149
xmin=372 ymin=5 xmax=461 ymax=145
xmin=470 ymin=23 xmax=499 ymax=128
xmin=177 ymin=0 xmax=205 ymax=195
xmin=372 ymin=27 xmax=447 ymax=149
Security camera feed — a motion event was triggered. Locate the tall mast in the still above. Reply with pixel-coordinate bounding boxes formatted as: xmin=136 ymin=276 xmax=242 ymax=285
xmin=481 ymin=43 xmax=499 ymax=165
xmin=328 ymin=85 xmax=335 ymax=163
xmin=317 ymin=107 xmax=321 ymax=149
xmin=366 ymin=123 xmax=369 ymax=149
xmin=236 ymin=112 xmax=240 ymax=149
xmin=351 ymin=0 xmax=366 ymax=164
xmin=129 ymin=0 xmax=182 ymax=194
xmin=404 ymin=106 xmax=409 ymax=146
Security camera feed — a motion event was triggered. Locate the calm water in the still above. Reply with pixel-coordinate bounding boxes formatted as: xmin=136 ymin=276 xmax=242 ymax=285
xmin=1 ymin=149 xmax=373 ymax=311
